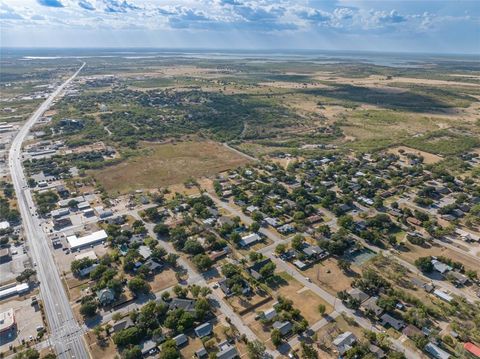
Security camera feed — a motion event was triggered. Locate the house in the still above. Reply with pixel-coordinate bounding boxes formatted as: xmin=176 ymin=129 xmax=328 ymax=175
xmin=195 ymin=347 xmax=208 ymax=358
xmin=293 ymin=260 xmax=307 ymax=270
xmin=272 ymin=321 xmax=292 ymax=336
xmin=262 ymin=308 xmax=277 ymax=321
xmin=424 ymin=342 xmax=450 ymax=359
xmin=194 ymin=322 xmax=213 ymax=338
xmin=246 ymin=205 xmax=259 ymax=213
xmin=277 ymin=224 xmax=295 ymax=234
xmin=464 ymin=342 xmax=480 ymax=358
xmin=333 ymin=331 xmax=357 ymax=355
xmin=348 ymin=288 xmax=370 ymax=303
xmin=379 ymin=313 xmax=405 ymax=330
xmin=362 ymin=297 xmax=383 ymax=317
xmin=139 ymin=340 xmax=158 ymax=356
xmin=138 ymin=245 xmax=152 ymax=260
xmin=369 ymin=344 xmax=386 ymax=358
xmin=173 ymin=333 xmax=188 ymax=347
xmin=216 ymin=341 xmax=239 ymax=359
xmin=448 ymin=271 xmax=469 ymax=286
xmin=239 ymin=233 xmax=261 ymax=248
xmin=108 ymin=318 xmax=134 ymax=334
xmin=431 ymin=260 xmax=452 ymax=275
xmin=264 ymin=217 xmax=279 ymax=227
xmin=217 ymin=216 xmax=234 ymax=227
xmin=247 ymin=258 xmax=273 ymax=280
xmin=433 ymin=289 xmax=453 ymax=303
xmin=218 ymin=278 xmax=250 ymax=297
xmin=402 ymin=324 xmax=424 ymax=339
xmin=169 ymin=298 xmax=196 ymax=312
xmin=144 ymin=259 xmax=164 ymax=273
xmin=96 ymin=288 xmax=115 ymax=306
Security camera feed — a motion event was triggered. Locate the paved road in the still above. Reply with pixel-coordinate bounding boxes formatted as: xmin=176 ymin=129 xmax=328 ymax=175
xmin=8 ymin=63 xmax=88 ymax=359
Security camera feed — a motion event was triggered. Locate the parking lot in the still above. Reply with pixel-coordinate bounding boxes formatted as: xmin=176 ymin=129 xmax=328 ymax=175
xmin=0 ymin=244 xmax=30 ymax=285
xmin=0 ymin=295 xmax=44 ymax=353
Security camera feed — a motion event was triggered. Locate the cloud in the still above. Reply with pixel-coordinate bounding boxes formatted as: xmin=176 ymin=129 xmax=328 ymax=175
xmin=0 ymin=10 xmax=24 ymax=20
xmin=104 ymin=0 xmax=140 ymax=13
xmin=376 ymin=10 xmax=406 ymax=24
xmin=31 ymin=15 xmax=46 ymax=20
xmin=298 ymin=8 xmax=332 ymax=23
xmin=79 ymin=0 xmax=95 ymax=11
xmin=37 ymin=0 xmax=64 ymax=8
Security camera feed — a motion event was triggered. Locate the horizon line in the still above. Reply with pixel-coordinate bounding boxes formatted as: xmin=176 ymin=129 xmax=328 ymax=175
xmin=1 ymin=46 xmax=479 ymax=57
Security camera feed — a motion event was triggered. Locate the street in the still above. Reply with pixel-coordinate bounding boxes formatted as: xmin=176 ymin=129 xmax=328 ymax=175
xmin=8 ymin=63 xmax=88 ymax=359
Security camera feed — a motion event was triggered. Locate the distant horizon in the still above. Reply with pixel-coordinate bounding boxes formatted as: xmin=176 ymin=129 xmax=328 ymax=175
xmin=1 ymin=47 xmax=479 ymax=57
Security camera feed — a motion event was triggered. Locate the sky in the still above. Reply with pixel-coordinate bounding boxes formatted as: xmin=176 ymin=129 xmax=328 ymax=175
xmin=0 ymin=0 xmax=479 ymax=53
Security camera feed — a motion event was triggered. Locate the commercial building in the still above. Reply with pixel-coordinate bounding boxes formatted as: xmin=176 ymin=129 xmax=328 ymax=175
xmin=67 ymin=229 xmax=108 ymax=250
xmin=0 ymin=309 xmax=15 ymax=334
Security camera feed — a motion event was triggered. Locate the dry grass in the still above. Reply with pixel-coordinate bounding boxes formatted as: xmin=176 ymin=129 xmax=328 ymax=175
xmin=91 ymin=141 xmax=250 ymax=194
xmin=303 ymin=259 xmax=358 ymax=296
xmin=148 ymin=269 xmax=177 ymax=292
xmin=274 ymin=272 xmax=333 ymax=324
xmin=387 ymin=145 xmax=443 ymax=164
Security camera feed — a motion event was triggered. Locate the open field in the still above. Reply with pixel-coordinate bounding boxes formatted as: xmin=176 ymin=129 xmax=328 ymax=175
xmin=91 ymin=141 xmax=250 ymax=194
xmin=273 ymin=272 xmax=333 ymax=323
xmin=303 ymin=258 xmax=359 ymax=296
xmin=387 ymin=145 xmax=443 ymax=164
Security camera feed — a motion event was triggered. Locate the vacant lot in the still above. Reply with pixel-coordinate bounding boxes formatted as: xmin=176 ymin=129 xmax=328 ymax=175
xmin=272 ymin=272 xmax=333 ymax=324
xmin=303 ymin=259 xmax=358 ymax=296
xmin=92 ymin=141 xmax=250 ymax=194
xmin=387 ymin=146 xmax=443 ymax=164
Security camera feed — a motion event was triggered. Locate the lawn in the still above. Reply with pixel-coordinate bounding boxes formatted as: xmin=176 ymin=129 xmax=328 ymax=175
xmin=91 ymin=140 xmax=250 ymax=194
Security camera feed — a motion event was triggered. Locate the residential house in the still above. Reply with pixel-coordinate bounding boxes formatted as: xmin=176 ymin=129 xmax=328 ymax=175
xmin=96 ymin=288 xmax=115 ymax=306
xmin=348 ymin=288 xmax=370 ymax=303
xmin=108 ymin=318 xmax=134 ymax=334
xmin=362 ymin=297 xmax=383 ymax=317
xmin=464 ymin=342 xmax=480 ymax=358
xmin=247 ymin=258 xmax=273 ymax=280
xmin=194 ymin=322 xmax=213 ymax=338
xmin=169 ymin=298 xmax=197 ymax=313
xmin=173 ymin=334 xmax=188 ymax=347
xmin=379 ymin=313 xmax=405 ymax=330
xmin=333 ymin=331 xmax=357 ymax=355
xmin=239 ymin=233 xmax=261 ymax=248
xmin=195 ymin=347 xmax=208 ymax=359
xmin=272 ymin=321 xmax=292 ymax=336
xmin=424 ymin=342 xmax=450 ymax=359
xmin=216 ymin=341 xmax=239 ymax=359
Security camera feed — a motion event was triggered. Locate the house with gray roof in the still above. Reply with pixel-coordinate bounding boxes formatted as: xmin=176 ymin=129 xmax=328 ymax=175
xmin=194 ymin=322 xmax=213 ymax=338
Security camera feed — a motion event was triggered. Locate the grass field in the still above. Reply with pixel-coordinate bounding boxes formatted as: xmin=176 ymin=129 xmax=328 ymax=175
xmin=91 ymin=141 xmax=250 ymax=194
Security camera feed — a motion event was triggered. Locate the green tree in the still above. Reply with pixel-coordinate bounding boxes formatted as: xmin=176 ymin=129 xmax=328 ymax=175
xmin=123 ymin=346 xmax=142 ymax=359
xmin=415 ymin=257 xmax=433 ymax=273
xmin=271 ymin=329 xmax=282 ymax=346
xmin=246 ymin=340 xmax=266 ymax=359
xmin=159 ymin=340 xmax=180 ymax=359
xmin=80 ymin=301 xmax=98 ymax=318
xmin=128 ymin=277 xmax=149 ymax=294
xmin=318 ymin=304 xmax=326 ymax=316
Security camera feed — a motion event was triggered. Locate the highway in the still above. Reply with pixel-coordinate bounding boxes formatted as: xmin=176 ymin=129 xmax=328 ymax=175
xmin=8 ymin=63 xmax=88 ymax=359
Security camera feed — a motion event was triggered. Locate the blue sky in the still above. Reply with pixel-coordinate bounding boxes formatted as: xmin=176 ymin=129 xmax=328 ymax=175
xmin=0 ymin=0 xmax=479 ymax=53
